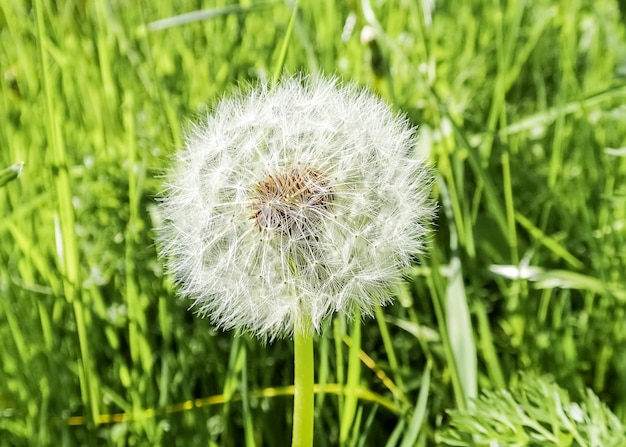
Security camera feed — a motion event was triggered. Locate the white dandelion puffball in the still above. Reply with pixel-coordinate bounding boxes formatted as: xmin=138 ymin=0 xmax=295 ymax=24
xmin=158 ymin=75 xmax=435 ymax=340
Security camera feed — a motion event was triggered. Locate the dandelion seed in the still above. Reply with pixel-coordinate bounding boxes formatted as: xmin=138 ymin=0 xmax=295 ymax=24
xmin=157 ymin=74 xmax=435 ymax=341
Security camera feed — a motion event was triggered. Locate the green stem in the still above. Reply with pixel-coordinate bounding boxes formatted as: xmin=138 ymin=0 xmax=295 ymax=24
xmin=292 ymin=330 xmax=314 ymax=447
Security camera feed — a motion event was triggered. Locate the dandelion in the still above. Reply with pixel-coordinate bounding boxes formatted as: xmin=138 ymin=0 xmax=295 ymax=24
xmin=157 ymin=75 xmax=435 ymax=446
xmin=157 ymin=75 xmax=434 ymax=341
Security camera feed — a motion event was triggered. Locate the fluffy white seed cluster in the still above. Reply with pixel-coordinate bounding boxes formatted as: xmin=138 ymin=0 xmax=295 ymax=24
xmin=158 ymin=75 xmax=435 ymax=341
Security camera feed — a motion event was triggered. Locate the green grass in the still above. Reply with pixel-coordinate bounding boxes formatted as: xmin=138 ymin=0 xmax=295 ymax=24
xmin=1 ymin=0 xmax=626 ymax=445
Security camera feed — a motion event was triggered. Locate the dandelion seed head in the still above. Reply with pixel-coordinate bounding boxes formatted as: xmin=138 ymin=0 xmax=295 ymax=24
xmin=157 ymin=75 xmax=435 ymax=341
xmin=250 ymin=165 xmax=334 ymax=237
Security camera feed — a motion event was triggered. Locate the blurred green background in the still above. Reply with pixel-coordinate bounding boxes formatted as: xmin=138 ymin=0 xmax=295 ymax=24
xmin=1 ymin=0 xmax=626 ymax=445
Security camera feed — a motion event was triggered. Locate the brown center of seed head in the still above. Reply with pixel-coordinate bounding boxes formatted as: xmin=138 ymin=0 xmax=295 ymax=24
xmin=250 ymin=165 xmax=334 ymax=235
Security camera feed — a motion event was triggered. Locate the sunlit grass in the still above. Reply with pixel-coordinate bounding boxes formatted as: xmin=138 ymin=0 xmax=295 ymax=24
xmin=1 ymin=0 xmax=626 ymax=445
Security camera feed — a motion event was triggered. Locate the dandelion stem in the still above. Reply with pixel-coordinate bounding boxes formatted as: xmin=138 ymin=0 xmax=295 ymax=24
xmin=292 ymin=328 xmax=314 ymax=447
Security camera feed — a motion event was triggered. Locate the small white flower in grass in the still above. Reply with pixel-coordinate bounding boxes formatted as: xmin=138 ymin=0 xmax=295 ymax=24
xmin=157 ymin=75 xmax=435 ymax=341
